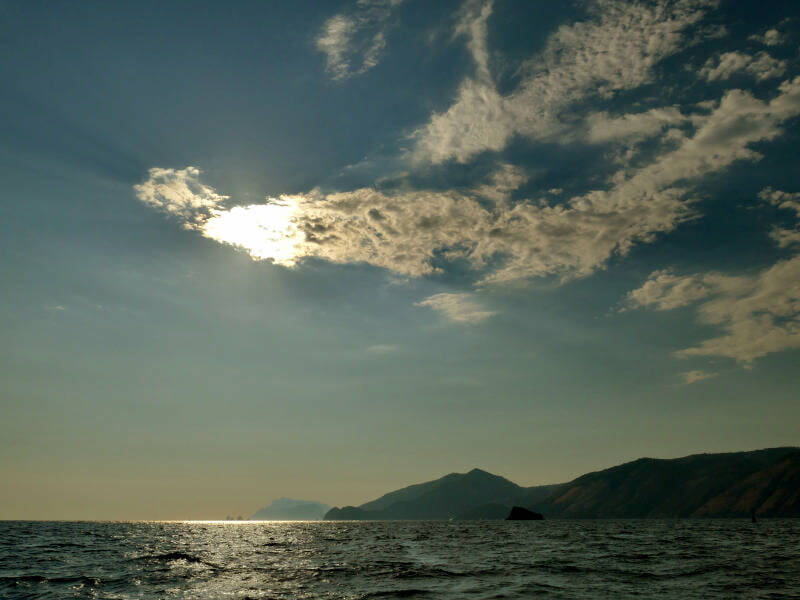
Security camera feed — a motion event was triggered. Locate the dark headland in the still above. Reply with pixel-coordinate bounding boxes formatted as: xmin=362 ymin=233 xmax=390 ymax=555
xmin=324 ymin=447 xmax=800 ymax=520
xmin=506 ymin=506 xmax=544 ymax=520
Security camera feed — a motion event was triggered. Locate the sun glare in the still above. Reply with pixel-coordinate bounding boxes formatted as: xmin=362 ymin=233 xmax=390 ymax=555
xmin=202 ymin=197 xmax=304 ymax=265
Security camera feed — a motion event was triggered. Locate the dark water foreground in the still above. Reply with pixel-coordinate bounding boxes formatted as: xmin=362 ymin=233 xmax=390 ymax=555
xmin=1 ymin=519 xmax=798 ymax=599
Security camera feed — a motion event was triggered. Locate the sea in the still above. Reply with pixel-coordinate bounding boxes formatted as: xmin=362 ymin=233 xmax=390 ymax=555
xmin=1 ymin=519 xmax=798 ymax=599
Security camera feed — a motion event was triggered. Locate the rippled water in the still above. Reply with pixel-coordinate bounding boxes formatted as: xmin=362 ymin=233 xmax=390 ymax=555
xmin=1 ymin=519 xmax=798 ymax=599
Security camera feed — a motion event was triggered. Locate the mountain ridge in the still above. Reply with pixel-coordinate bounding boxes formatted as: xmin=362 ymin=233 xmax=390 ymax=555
xmin=324 ymin=447 xmax=800 ymax=520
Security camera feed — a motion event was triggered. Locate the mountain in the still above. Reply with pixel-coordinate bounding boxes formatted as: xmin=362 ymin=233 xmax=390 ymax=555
xmin=251 ymin=497 xmax=330 ymax=520
xmin=324 ymin=448 xmax=800 ymax=520
xmin=531 ymin=447 xmax=800 ymax=518
xmin=326 ymin=468 xmax=526 ymax=520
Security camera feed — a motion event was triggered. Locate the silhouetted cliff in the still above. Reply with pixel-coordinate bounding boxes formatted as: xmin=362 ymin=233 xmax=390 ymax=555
xmin=323 ymin=448 xmax=800 ymax=520
xmin=529 ymin=447 xmax=800 ymax=518
xmin=325 ymin=469 xmax=529 ymax=520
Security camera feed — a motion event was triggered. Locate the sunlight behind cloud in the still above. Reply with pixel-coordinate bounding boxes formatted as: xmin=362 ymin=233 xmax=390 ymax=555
xmin=203 ymin=199 xmax=304 ymax=266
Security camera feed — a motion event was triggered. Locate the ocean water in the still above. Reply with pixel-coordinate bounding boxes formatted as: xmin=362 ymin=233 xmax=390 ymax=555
xmin=1 ymin=519 xmax=798 ymax=599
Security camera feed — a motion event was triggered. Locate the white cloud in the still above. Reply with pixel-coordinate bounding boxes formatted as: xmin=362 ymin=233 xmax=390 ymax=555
xmin=586 ymin=107 xmax=687 ymax=143
xmin=760 ymin=187 xmax=800 ymax=248
xmin=134 ymin=167 xmax=308 ymax=266
xmin=770 ymin=228 xmax=800 ymax=248
xmin=699 ymin=51 xmax=786 ymax=82
xmin=202 ymin=201 xmax=306 ymax=266
xmin=626 ymin=269 xmax=722 ymax=311
xmin=759 ymin=187 xmax=800 ymax=217
xmin=366 ymin=344 xmax=398 ymax=354
xmin=133 ymin=166 xmax=228 ymax=229
xmin=136 ymin=76 xmax=800 ymax=285
xmin=412 ymin=0 xmax=714 ymax=164
xmin=455 ymin=0 xmax=494 ymax=82
xmin=628 ymin=182 xmax=800 ymax=365
xmin=749 ymin=28 xmax=787 ymax=47
xmin=414 ymin=292 xmax=497 ymax=324
xmin=628 ymin=256 xmax=800 ymax=364
xmin=681 ymin=370 xmax=718 ymax=384
xmin=477 ymin=76 xmax=800 ymax=283
xmin=316 ymin=0 xmax=402 ymax=80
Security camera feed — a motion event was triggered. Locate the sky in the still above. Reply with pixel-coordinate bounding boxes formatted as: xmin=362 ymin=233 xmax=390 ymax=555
xmin=1 ymin=0 xmax=799 ymax=520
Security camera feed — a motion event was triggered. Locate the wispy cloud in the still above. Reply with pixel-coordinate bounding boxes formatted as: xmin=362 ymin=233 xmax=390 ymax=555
xmin=137 ymin=70 xmax=800 ymax=285
xmin=316 ymin=0 xmax=403 ymax=80
xmin=415 ymin=292 xmax=497 ymax=324
xmin=681 ymin=370 xmax=718 ymax=384
xmin=133 ymin=166 xmax=227 ymax=229
xmin=761 ymin=187 xmax=800 ymax=248
xmin=137 ymin=0 xmax=800 ymax=295
xmin=134 ymin=167 xmax=307 ymax=266
xmin=366 ymin=344 xmax=398 ymax=354
xmin=699 ymin=51 xmax=786 ymax=82
xmin=749 ymin=27 xmax=788 ymax=47
xmin=628 ymin=256 xmax=800 ymax=365
xmin=760 ymin=187 xmax=800 ymax=218
xmin=627 ymin=183 xmax=800 ymax=366
xmin=412 ymin=0 xmax=714 ymax=164
xmin=586 ymin=107 xmax=687 ymax=144
xmin=454 ymin=0 xmax=494 ymax=82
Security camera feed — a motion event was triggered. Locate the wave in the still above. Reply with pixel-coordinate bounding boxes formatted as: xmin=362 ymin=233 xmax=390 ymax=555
xmin=1 ymin=574 xmax=101 ymax=586
xmin=131 ymin=551 xmax=221 ymax=569
xmin=360 ymin=589 xmax=433 ymax=598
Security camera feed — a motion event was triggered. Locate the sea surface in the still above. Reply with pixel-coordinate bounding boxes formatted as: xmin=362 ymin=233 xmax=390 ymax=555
xmin=1 ymin=519 xmax=798 ymax=599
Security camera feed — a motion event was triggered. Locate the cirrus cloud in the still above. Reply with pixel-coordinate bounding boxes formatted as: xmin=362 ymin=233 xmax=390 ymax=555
xmin=627 ymin=257 xmax=800 ymax=364
xmin=681 ymin=370 xmax=718 ymax=384
xmin=414 ymin=292 xmax=497 ymax=324
xmin=316 ymin=0 xmax=403 ymax=80
xmin=135 ymin=74 xmax=800 ymax=286
xmin=412 ymin=0 xmax=716 ymax=164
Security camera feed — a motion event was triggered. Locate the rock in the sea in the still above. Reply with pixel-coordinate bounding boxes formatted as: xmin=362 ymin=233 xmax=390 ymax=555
xmin=506 ymin=506 xmax=544 ymax=520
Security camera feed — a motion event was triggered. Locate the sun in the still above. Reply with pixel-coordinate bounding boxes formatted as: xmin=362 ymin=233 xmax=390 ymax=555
xmin=201 ymin=196 xmax=305 ymax=266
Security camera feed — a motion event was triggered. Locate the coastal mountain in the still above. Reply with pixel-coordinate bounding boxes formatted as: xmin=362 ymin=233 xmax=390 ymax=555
xmin=529 ymin=447 xmax=800 ymax=518
xmin=324 ymin=447 xmax=800 ymax=520
xmin=326 ymin=469 xmax=555 ymax=520
xmin=251 ymin=498 xmax=330 ymax=520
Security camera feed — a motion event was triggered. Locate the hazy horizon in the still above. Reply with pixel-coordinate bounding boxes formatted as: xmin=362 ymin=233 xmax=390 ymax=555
xmin=2 ymin=0 xmax=799 ymax=521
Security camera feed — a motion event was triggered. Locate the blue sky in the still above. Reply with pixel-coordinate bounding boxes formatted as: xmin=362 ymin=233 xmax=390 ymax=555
xmin=1 ymin=0 xmax=799 ymax=519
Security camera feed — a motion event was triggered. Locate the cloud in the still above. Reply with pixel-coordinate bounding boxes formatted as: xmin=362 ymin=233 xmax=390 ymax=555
xmin=627 ymin=256 xmax=800 ymax=364
xmin=770 ymin=228 xmax=800 ymax=248
xmin=412 ymin=0 xmax=715 ymax=164
xmin=133 ymin=166 xmax=228 ymax=229
xmin=136 ymin=74 xmax=800 ymax=285
xmin=134 ymin=167 xmax=307 ymax=266
xmin=749 ymin=28 xmax=788 ymax=47
xmin=760 ymin=187 xmax=800 ymax=248
xmin=586 ymin=107 xmax=687 ymax=144
xmin=627 ymin=182 xmax=800 ymax=366
xmin=366 ymin=344 xmax=398 ymax=354
xmin=315 ymin=0 xmax=403 ymax=80
xmin=699 ymin=51 xmax=786 ymax=82
xmin=414 ymin=292 xmax=497 ymax=324
xmin=760 ymin=187 xmax=800 ymax=218
xmin=681 ymin=370 xmax=718 ymax=384
xmin=455 ymin=0 xmax=494 ymax=82
xmin=626 ymin=269 xmax=723 ymax=311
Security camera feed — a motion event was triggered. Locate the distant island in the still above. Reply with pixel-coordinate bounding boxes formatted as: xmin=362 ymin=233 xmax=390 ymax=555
xmin=324 ymin=447 xmax=800 ymax=520
xmin=251 ymin=498 xmax=331 ymax=520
